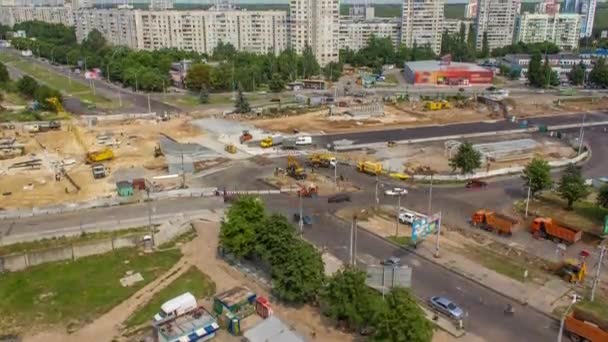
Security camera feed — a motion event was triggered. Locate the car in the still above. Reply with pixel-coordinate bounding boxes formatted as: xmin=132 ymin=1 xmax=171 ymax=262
xmin=429 ymin=296 xmax=464 ymax=320
xmin=328 ymin=193 xmax=351 ymax=203
xmin=465 ymin=180 xmax=488 ymax=189
xmin=293 ymin=213 xmax=313 ymax=225
xmin=384 ymin=188 xmax=408 ymax=196
xmin=295 ymin=136 xmax=312 ymax=145
xmin=398 ymin=212 xmax=417 ymax=224
xmin=380 ymin=257 xmax=401 ymax=266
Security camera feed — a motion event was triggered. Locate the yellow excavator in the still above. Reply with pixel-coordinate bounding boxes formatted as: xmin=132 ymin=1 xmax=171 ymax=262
xmin=287 ymin=156 xmax=307 ymax=180
xmin=558 ymin=258 xmax=587 ymax=283
xmin=46 ymin=97 xmax=68 ymax=118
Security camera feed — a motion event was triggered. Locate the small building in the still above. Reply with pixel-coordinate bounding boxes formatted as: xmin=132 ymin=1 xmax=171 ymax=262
xmin=116 ymin=181 xmax=133 ymax=197
xmin=301 ymin=80 xmax=326 ymax=90
xmin=213 ymin=286 xmax=257 ymax=335
xmin=243 ymin=316 xmax=305 ymax=342
xmin=154 ymin=307 xmax=220 ymax=342
xmin=287 ymin=82 xmax=304 ymax=91
xmin=403 ymin=61 xmax=493 ymax=86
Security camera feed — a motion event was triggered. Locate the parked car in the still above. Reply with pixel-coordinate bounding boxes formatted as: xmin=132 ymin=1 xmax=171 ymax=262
xmin=384 ymin=187 xmax=408 ymax=196
xmin=381 ymin=257 xmax=401 ymax=266
xmin=429 ymin=296 xmax=464 ymax=320
xmin=466 ymin=180 xmax=488 ymax=189
xmin=293 ymin=213 xmax=313 ymax=225
xmin=398 ymin=212 xmax=418 ymax=225
xmin=328 ymin=193 xmax=351 ymax=203
xmin=295 ymin=136 xmax=312 ymax=145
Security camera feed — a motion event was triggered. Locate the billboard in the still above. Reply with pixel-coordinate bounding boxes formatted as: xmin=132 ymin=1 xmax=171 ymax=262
xmin=411 ymin=213 xmax=441 ymax=243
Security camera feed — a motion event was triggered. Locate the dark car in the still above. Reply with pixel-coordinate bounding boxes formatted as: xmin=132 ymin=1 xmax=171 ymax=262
xmin=380 ymin=257 xmax=401 ymax=266
xmin=328 ymin=193 xmax=351 ymax=203
xmin=466 ymin=179 xmax=488 ymax=189
xmin=293 ymin=213 xmax=313 ymax=225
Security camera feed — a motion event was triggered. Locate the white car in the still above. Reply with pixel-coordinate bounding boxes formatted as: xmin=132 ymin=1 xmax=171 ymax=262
xmin=398 ymin=212 xmax=417 ymax=224
xmin=384 ymin=188 xmax=408 ymax=196
xmin=295 ymin=136 xmax=312 ymax=145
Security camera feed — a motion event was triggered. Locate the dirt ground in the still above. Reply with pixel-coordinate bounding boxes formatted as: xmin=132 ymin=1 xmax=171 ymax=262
xmin=0 ymin=117 xmax=200 ymax=209
xmin=247 ymin=96 xmax=608 ymax=134
xmin=264 ymin=170 xmax=360 ymax=196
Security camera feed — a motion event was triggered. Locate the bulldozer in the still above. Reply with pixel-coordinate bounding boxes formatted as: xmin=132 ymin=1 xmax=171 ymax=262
xmin=424 ymin=100 xmax=451 ymax=111
xmin=297 ymin=183 xmax=318 ymax=197
xmin=287 ymin=156 xmax=307 ymax=180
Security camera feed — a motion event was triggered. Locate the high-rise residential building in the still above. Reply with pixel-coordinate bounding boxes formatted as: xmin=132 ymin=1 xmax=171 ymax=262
xmin=289 ymin=0 xmax=340 ymax=66
xmin=71 ymin=0 xmax=93 ymax=9
xmin=560 ymin=0 xmax=596 ymax=37
xmin=0 ymin=6 xmax=74 ymax=27
xmin=536 ymin=0 xmax=559 ymax=15
xmin=443 ymin=19 xmax=474 ymax=41
xmin=401 ymin=0 xmax=444 ymax=55
xmin=149 ymin=0 xmax=173 ymax=10
xmin=475 ymin=0 xmax=520 ymax=51
xmin=515 ymin=12 xmax=581 ymax=50
xmin=339 ymin=16 xmax=401 ymax=51
xmin=465 ymin=0 xmax=477 ymax=18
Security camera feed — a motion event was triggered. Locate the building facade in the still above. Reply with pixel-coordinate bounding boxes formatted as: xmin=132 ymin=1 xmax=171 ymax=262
xmin=0 ymin=6 xmax=74 ymax=27
xmin=465 ymin=0 xmax=478 ymax=18
xmin=475 ymin=0 xmax=520 ymax=50
xmin=339 ymin=16 xmax=400 ymax=51
xmin=561 ymin=0 xmax=596 ymax=37
xmin=289 ymin=0 xmax=339 ymax=66
xmin=443 ymin=18 xmax=473 ymax=41
xmin=401 ymin=0 xmax=444 ymax=55
xmin=515 ymin=12 xmax=581 ymax=50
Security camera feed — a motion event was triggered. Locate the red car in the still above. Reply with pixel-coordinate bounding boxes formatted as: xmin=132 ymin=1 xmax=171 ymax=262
xmin=466 ymin=180 xmax=488 ymax=189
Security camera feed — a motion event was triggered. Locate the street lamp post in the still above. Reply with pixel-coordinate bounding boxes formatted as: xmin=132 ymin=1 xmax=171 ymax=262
xmin=557 ymin=294 xmax=578 ymax=342
xmin=299 ymin=192 xmax=303 ymax=236
xmin=577 ymin=114 xmax=586 ymax=155
xmin=525 ymin=177 xmax=532 ymax=217
xmin=395 ymin=193 xmax=402 ymax=237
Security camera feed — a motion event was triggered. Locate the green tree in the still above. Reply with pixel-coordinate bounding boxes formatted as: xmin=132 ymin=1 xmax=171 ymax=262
xmin=301 ymin=45 xmax=320 ymax=78
xmin=372 ymin=288 xmax=433 ymax=342
xmin=322 ymin=62 xmax=342 ymax=82
xmin=522 ymin=157 xmax=552 ymax=197
xmin=467 ymin=24 xmax=476 ymax=50
xmin=255 ymin=214 xmax=297 ymax=266
xmin=35 ymin=85 xmax=62 ymax=111
xmin=234 ymin=86 xmax=251 ymax=113
xmin=558 ymin=164 xmax=590 ymax=210
xmin=268 ymin=73 xmax=285 ymax=93
xmin=199 ymin=87 xmax=209 ymax=104
xmin=589 ymin=57 xmax=608 ymax=88
xmin=82 ymin=29 xmax=106 ymax=53
xmin=212 ymin=41 xmax=237 ymax=61
xmin=568 ymin=61 xmax=586 ymax=86
xmin=272 ymin=239 xmax=325 ymax=303
xmin=219 ymin=196 xmax=265 ymax=258
xmin=0 ymin=62 xmax=9 ymax=83
xmin=480 ymin=31 xmax=489 ymax=58
xmin=449 ymin=142 xmax=482 ymax=174
xmin=320 ymin=267 xmax=377 ymax=330
xmin=596 ymin=184 xmax=608 ymax=208
xmin=16 ymin=76 xmax=39 ymax=97
xmin=184 ymin=63 xmax=212 ymax=91
xmin=527 ymin=52 xmax=543 ymax=87
xmin=541 ymin=57 xmax=559 ymax=87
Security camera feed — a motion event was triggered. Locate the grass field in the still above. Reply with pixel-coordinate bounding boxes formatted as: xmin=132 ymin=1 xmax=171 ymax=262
xmin=388 ymin=235 xmax=413 ymax=246
xmin=0 ymin=247 xmax=182 ymax=334
xmin=0 ymin=110 xmax=61 ymax=123
xmin=124 ymin=266 xmax=216 ymax=328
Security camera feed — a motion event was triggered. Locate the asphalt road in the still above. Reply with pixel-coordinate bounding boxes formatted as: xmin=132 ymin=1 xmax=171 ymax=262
xmin=314 ymin=111 xmax=608 ymax=146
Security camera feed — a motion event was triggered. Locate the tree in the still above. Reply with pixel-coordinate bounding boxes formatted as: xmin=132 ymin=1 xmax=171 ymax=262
xmin=301 ymin=45 xmax=320 ymax=78
xmin=541 ymin=57 xmax=559 ymax=87
xmin=268 ymin=73 xmax=285 ymax=93
xmin=184 ymin=63 xmax=212 ymax=91
xmin=199 ymin=87 xmax=209 ymax=104
xmin=589 ymin=57 xmax=608 ymax=88
xmin=557 ymin=164 xmax=590 ymax=210
xmin=527 ymin=52 xmax=543 ymax=87
xmin=322 ymin=62 xmax=342 ymax=82
xmin=16 ymin=76 xmax=39 ymax=97
xmin=522 ymin=157 xmax=552 ymax=197
xmin=449 ymin=142 xmax=482 ymax=174
xmin=320 ymin=267 xmax=378 ymax=330
xmin=0 ymin=62 xmax=9 ymax=84
xmin=219 ymin=196 xmax=265 ymax=258
xmin=271 ymin=239 xmax=325 ymax=303
xmin=234 ymin=86 xmax=250 ymax=113
xmin=480 ymin=31 xmax=489 ymax=58
xmin=82 ymin=29 xmax=106 ymax=53
xmin=372 ymin=288 xmax=434 ymax=342
xmin=596 ymin=184 xmax=608 ymax=208
xmin=212 ymin=41 xmax=237 ymax=61
xmin=568 ymin=61 xmax=586 ymax=86
xmin=35 ymin=85 xmax=62 ymax=111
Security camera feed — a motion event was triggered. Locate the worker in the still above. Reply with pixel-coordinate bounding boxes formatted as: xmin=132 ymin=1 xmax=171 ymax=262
xmin=504 ymin=304 xmax=514 ymax=315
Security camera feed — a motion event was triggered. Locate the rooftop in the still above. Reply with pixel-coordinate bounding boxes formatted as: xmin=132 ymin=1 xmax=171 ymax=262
xmin=215 ymin=286 xmax=255 ymax=308
xmin=404 ymin=61 xmax=491 ymax=72
xmin=155 ymin=307 xmax=219 ymax=342
xmin=243 ymin=316 xmax=305 ymax=342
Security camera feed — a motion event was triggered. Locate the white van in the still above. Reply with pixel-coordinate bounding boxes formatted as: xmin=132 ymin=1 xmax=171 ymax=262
xmin=295 ymin=136 xmax=312 ymax=145
xmin=154 ymin=292 xmax=197 ymax=321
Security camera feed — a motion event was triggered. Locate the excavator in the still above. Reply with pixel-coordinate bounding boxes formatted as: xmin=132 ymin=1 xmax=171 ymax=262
xmin=308 ymin=153 xmax=336 ymax=168
xmin=557 ymin=251 xmax=589 ymax=283
xmin=287 ymin=156 xmax=307 ymax=180
xmin=46 ymin=97 xmax=68 ymax=118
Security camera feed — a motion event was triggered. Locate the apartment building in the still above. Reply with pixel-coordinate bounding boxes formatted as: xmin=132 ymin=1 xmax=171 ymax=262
xmin=339 ymin=16 xmax=400 ymax=51
xmin=443 ymin=18 xmax=473 ymax=40
xmin=475 ymin=0 xmax=520 ymax=50
xmin=515 ymin=12 xmax=581 ymax=50
xmin=74 ymin=9 xmax=288 ymax=56
xmin=289 ymin=0 xmax=339 ymax=66
xmin=465 ymin=0 xmax=477 ymax=18
xmin=561 ymin=0 xmax=596 ymax=37
xmin=401 ymin=0 xmax=444 ymax=55
xmin=0 ymin=6 xmax=74 ymax=27
xmin=149 ymin=0 xmax=173 ymax=10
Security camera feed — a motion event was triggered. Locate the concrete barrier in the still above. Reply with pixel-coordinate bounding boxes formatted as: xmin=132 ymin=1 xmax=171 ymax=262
xmin=27 ymin=246 xmax=74 ymax=266
xmin=72 ymin=239 xmax=114 ymax=259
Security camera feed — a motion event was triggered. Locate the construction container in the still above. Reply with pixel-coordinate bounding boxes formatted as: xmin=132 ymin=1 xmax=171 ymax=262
xmin=255 ymin=297 xmax=273 ymax=319
xmin=132 ymin=178 xmax=146 ymax=191
xmin=116 ymin=181 xmax=133 ymax=197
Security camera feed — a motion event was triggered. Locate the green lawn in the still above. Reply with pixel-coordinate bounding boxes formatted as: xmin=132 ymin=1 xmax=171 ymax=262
xmin=462 ymin=244 xmax=531 ymax=282
xmin=0 ymin=226 xmax=152 ymax=256
xmin=0 ymin=110 xmax=61 ymax=123
xmin=388 ymin=235 xmax=413 ymax=246
xmin=0 ymin=53 xmax=19 ymax=64
xmin=0 ymin=247 xmax=182 ymax=334
xmin=124 ymin=266 xmax=216 ymax=328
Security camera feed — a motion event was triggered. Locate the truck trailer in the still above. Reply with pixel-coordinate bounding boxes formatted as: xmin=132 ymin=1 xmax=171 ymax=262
xmin=565 ymin=311 xmax=608 ymax=342
xmin=530 ymin=217 xmax=582 ymax=244
xmin=471 ymin=210 xmax=518 ymax=236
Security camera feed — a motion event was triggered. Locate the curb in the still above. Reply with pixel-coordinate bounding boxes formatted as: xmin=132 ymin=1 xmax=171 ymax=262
xmin=352 ymin=221 xmax=560 ymax=323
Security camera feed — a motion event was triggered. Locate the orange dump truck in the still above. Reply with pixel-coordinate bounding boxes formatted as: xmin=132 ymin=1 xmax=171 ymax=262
xmin=565 ymin=312 xmax=608 ymax=342
xmin=530 ymin=217 xmax=582 ymax=244
xmin=471 ymin=210 xmax=518 ymax=236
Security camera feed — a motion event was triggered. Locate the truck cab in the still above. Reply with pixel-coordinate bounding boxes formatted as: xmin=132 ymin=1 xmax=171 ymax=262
xmin=154 ymin=292 xmax=197 ymax=322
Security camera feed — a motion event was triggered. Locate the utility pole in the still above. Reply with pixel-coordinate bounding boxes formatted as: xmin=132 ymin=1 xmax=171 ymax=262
xmin=118 ymin=91 xmax=122 ymax=107
xmin=353 ymin=215 xmax=358 ymax=266
xmin=395 ymin=193 xmax=401 ymax=236
xmin=591 ymin=244 xmax=606 ymax=302
xmin=578 ymin=113 xmax=586 ymax=155
xmin=434 ymin=212 xmax=442 ymax=258
xmin=428 ymin=173 xmax=434 ymax=215
xmin=525 ymin=177 xmax=532 ymax=217
xmin=334 ymin=162 xmax=337 ymax=190
xmin=299 ymin=193 xmax=304 ymax=236
xmin=375 ymin=175 xmax=379 ymax=211
xmin=147 ymin=93 xmax=152 ymax=113
xmin=180 ymin=152 xmax=185 ymax=188
xmin=557 ymin=294 xmax=578 ymax=342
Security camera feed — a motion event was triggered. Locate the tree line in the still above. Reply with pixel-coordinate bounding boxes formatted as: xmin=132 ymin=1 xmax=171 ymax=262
xmin=220 ymin=196 xmax=434 ymax=342
xmin=0 ymin=61 xmax=62 ymax=111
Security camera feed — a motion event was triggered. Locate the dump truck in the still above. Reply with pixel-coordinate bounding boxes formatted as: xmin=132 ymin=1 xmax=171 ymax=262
xmin=287 ymin=156 xmax=306 ymax=180
xmin=565 ymin=311 xmax=608 ymax=342
xmin=309 ymin=153 xmax=336 ymax=168
xmin=530 ymin=217 xmax=582 ymax=244
xmin=357 ymin=161 xmax=383 ymax=175
xmin=471 ymin=210 xmax=518 ymax=236
xmin=86 ymin=148 xmax=114 ymax=164
xmin=260 ymin=135 xmax=283 ymax=148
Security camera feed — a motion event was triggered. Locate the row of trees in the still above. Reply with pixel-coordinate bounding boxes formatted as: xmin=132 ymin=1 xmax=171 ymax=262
xmin=440 ymin=25 xmax=483 ymax=62
xmin=15 ymin=75 xmax=63 ymax=111
xmin=220 ymin=197 xmax=433 ymax=341
xmin=490 ymin=41 xmax=560 ymax=58
xmin=527 ymin=53 xmax=559 ymax=88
